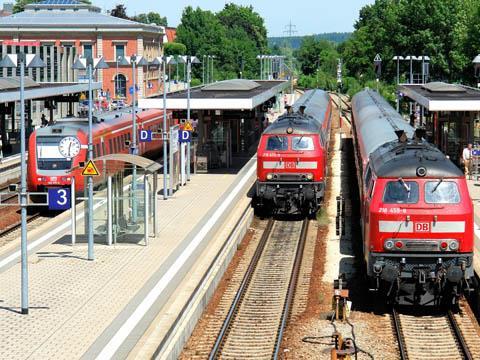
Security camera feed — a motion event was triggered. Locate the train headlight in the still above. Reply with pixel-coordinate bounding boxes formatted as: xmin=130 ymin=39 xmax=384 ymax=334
xmin=306 ymin=173 xmax=313 ymax=180
xmin=266 ymin=173 xmax=273 ymax=180
xmin=384 ymin=240 xmax=395 ymax=250
xmin=286 ymin=127 xmax=294 ymax=134
xmin=416 ymin=166 xmax=427 ymax=177
xmin=449 ymin=240 xmax=459 ymax=251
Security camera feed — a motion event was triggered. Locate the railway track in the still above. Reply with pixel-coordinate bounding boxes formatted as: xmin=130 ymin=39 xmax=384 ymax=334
xmin=329 ymin=92 xmax=352 ymax=124
xmin=392 ymin=300 xmax=480 ymax=360
xmin=208 ymin=219 xmax=309 ymax=359
xmin=0 ymin=212 xmax=42 ymax=238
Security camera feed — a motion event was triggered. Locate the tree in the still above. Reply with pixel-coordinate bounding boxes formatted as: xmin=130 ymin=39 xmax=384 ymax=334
xmin=296 ymin=37 xmax=339 ymax=76
xmin=176 ymin=4 xmax=268 ymax=80
xmin=133 ymin=12 xmax=167 ymax=26
xmin=13 ymin=0 xmax=90 ymax=13
xmin=341 ymin=0 xmax=480 ymax=83
xmin=110 ymin=4 xmax=129 ymax=19
xmin=164 ymin=42 xmax=187 ymax=56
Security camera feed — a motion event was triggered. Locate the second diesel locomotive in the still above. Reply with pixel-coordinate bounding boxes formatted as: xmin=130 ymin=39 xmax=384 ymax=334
xmin=352 ymin=89 xmax=474 ymax=306
xmin=254 ymin=89 xmax=332 ymax=216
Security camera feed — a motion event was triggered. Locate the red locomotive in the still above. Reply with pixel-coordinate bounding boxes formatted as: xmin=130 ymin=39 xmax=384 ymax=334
xmin=351 ymin=89 xmax=474 ymax=306
xmin=28 ymin=108 xmax=170 ymax=193
xmin=254 ymin=89 xmax=332 ymax=216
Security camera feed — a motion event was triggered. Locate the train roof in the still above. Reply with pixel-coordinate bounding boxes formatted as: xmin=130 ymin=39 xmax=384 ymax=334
xmin=263 ymin=89 xmax=330 ymax=135
xmin=34 ymin=107 xmax=161 ymax=137
xmin=370 ymin=140 xmax=463 ymax=178
xmin=352 ymin=89 xmax=414 ymax=160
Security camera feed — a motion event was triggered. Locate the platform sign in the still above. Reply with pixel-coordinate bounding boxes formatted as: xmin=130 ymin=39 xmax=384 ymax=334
xmin=170 ymin=127 xmax=179 ymax=153
xmin=179 ymin=130 xmax=191 ymax=143
xmin=139 ymin=129 xmax=153 ymax=142
xmin=82 ymin=160 xmax=100 ymax=176
xmin=48 ymin=188 xmax=71 ymax=210
xmin=472 ymin=149 xmax=480 ymax=156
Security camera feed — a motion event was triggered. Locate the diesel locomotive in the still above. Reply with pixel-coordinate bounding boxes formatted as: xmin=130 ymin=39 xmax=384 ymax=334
xmin=351 ymin=89 xmax=474 ymax=306
xmin=254 ymin=89 xmax=332 ymax=216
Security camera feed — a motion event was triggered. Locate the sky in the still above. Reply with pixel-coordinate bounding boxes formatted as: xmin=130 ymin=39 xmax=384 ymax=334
xmin=89 ymin=0 xmax=375 ymax=36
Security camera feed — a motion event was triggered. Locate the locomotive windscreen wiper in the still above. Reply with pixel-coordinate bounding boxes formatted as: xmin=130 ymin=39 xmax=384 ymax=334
xmin=431 ymin=178 xmax=444 ymax=193
xmin=398 ymin=177 xmax=411 ymax=194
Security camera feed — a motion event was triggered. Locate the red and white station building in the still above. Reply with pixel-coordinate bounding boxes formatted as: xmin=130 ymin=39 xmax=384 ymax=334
xmin=0 ymin=0 xmax=166 ymax=106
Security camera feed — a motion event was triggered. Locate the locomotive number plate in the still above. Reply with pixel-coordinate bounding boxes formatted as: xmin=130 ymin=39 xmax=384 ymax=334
xmin=285 ymin=162 xmax=296 ymax=169
xmin=414 ymin=222 xmax=430 ymax=232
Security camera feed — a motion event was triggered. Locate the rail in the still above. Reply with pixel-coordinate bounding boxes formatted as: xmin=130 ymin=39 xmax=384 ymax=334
xmin=329 ymin=92 xmax=352 ymax=125
xmin=209 ymin=219 xmax=309 ymax=359
xmin=392 ymin=305 xmax=475 ymax=360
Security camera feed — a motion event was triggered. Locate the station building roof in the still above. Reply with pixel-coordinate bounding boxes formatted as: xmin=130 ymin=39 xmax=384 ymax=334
xmin=0 ymin=78 xmax=102 ymax=103
xmin=0 ymin=0 xmax=163 ymax=34
xmin=138 ymin=79 xmax=289 ymax=110
xmin=398 ymin=82 xmax=480 ymax=111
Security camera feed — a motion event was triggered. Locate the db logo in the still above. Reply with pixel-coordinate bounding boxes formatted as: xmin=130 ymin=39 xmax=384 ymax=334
xmin=414 ymin=222 xmax=430 ymax=232
xmin=285 ymin=162 xmax=296 ymax=169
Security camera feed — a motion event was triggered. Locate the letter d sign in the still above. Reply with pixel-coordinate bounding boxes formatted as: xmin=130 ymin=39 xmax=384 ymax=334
xmin=139 ymin=130 xmax=152 ymax=142
xmin=179 ymin=130 xmax=191 ymax=143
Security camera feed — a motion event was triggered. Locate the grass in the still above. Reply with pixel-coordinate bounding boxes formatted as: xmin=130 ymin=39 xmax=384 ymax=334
xmin=316 ymin=207 xmax=330 ymax=226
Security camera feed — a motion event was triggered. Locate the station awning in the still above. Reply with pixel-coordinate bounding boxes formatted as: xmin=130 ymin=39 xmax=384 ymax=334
xmin=95 ymin=154 xmax=162 ymax=174
xmin=399 ymin=82 xmax=480 ymax=111
xmin=139 ymin=79 xmax=289 ymax=110
xmin=0 ymin=80 xmax=102 ymax=103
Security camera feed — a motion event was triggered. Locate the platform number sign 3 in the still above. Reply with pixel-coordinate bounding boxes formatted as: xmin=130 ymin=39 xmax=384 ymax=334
xmin=48 ymin=188 xmax=71 ymax=210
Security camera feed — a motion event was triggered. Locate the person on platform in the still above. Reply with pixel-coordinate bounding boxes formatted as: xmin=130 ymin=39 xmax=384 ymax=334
xmin=41 ymin=114 xmax=48 ymax=127
xmin=463 ymin=143 xmax=473 ymax=179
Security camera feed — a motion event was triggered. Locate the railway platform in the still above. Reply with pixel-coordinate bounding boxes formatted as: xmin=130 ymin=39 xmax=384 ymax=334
xmin=0 ymin=158 xmax=256 ymax=359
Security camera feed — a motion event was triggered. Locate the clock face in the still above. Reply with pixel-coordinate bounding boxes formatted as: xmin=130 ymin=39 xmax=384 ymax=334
xmin=58 ymin=136 xmax=81 ymax=158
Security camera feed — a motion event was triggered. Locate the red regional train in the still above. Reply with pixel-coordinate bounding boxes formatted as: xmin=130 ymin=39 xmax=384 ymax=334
xmin=253 ymin=89 xmax=332 ymax=216
xmin=351 ymin=89 xmax=474 ymax=306
xmin=27 ymin=107 xmax=170 ymax=193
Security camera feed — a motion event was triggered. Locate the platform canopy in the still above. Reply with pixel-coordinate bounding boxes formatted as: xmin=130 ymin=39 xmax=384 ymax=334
xmin=0 ymin=79 xmax=102 ymax=104
xmin=94 ymin=154 xmax=162 ymax=174
xmin=138 ymin=79 xmax=289 ymax=110
xmin=399 ymin=82 xmax=480 ymax=111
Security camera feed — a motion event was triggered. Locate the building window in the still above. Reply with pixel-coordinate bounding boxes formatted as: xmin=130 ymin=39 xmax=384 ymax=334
xmin=115 ymin=44 xmax=125 ymax=59
xmin=115 ymin=74 xmax=127 ymax=98
xmin=83 ymin=44 xmax=93 ymax=59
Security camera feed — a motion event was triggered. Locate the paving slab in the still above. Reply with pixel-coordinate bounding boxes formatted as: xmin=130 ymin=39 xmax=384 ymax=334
xmin=0 ymin=164 xmax=255 ymax=359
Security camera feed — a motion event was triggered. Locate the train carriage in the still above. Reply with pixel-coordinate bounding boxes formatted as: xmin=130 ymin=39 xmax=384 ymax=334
xmin=254 ymin=89 xmax=332 ymax=216
xmin=28 ymin=108 xmax=169 ymax=193
xmin=351 ymin=89 xmax=474 ymax=306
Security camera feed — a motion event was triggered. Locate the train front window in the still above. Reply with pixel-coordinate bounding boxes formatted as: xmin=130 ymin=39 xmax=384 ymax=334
xmin=383 ymin=180 xmax=419 ymax=204
xmin=425 ymin=181 xmax=460 ymax=204
xmin=36 ymin=136 xmax=72 ymax=170
xmin=292 ymin=136 xmax=314 ymax=150
xmin=266 ymin=136 xmax=288 ymax=151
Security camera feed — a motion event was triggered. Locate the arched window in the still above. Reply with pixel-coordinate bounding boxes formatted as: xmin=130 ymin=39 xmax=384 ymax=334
xmin=115 ymin=74 xmax=127 ymax=98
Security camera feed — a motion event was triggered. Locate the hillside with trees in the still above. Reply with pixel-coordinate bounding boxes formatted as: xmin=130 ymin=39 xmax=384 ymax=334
xmin=268 ymin=32 xmax=351 ymax=48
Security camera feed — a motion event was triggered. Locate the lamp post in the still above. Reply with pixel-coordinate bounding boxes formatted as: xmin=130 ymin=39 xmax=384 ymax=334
xmin=202 ymin=55 xmax=206 ymax=84
xmin=210 ymin=55 xmax=215 ymax=83
xmin=256 ymin=55 xmax=263 ymax=80
xmin=128 ymin=54 xmax=148 ymax=224
xmin=151 ymin=56 xmax=170 ymax=199
xmin=393 ymin=56 xmax=404 ymax=111
xmin=185 ymin=56 xmax=201 ymax=181
xmin=72 ymin=56 xmax=109 ymax=261
xmin=0 ymin=52 xmax=45 ymax=314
